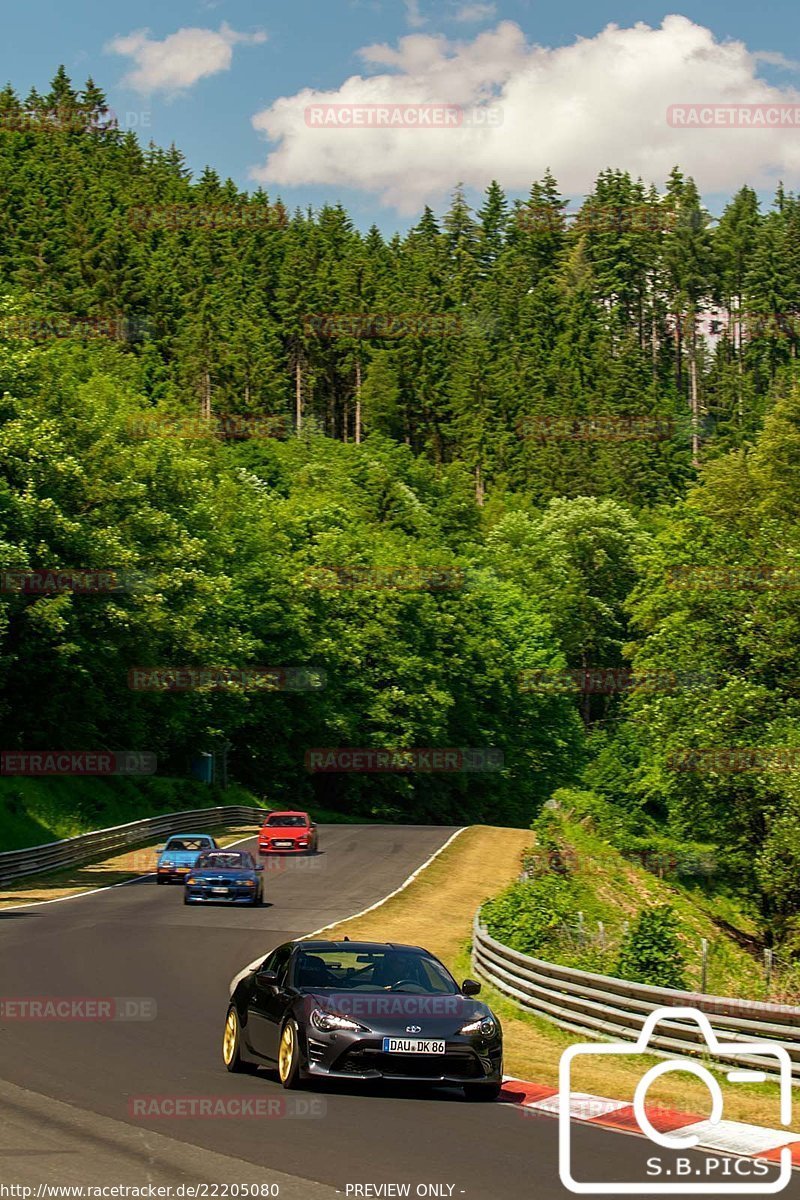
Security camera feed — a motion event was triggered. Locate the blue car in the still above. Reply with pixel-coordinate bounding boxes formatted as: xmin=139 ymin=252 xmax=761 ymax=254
xmin=184 ymin=850 xmax=265 ymax=906
xmin=156 ymin=833 xmax=218 ymax=884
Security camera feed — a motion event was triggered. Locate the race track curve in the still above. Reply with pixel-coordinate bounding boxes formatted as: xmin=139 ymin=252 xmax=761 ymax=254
xmin=0 ymin=824 xmax=795 ymax=1199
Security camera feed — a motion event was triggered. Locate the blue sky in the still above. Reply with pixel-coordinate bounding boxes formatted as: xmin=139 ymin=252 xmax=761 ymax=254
xmin=3 ymin=1 xmax=799 ymax=233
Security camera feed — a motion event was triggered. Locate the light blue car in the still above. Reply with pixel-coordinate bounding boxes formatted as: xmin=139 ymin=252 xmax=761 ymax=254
xmin=156 ymin=833 xmax=218 ymax=884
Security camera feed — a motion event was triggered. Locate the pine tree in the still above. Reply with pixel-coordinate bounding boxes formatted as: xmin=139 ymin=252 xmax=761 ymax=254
xmin=476 ymin=180 xmax=508 ymax=277
xmin=663 ymin=169 xmax=714 ymax=465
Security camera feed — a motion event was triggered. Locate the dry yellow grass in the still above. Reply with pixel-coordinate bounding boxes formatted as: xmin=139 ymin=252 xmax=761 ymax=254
xmin=0 ymin=825 xmax=261 ymax=908
xmin=322 ymin=824 xmax=796 ymax=1130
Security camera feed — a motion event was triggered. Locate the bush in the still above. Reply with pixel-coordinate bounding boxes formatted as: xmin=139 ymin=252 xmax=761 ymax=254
xmin=615 ymin=903 xmax=687 ymax=989
xmin=756 ymin=796 xmax=800 ymax=925
xmin=616 ymin=833 xmax=718 ymax=883
xmin=544 ymin=789 xmax=718 ymax=886
xmin=481 ymin=876 xmax=577 ymax=958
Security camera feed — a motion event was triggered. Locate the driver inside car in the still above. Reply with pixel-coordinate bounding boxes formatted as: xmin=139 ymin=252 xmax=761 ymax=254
xmin=371 ymin=953 xmax=420 ymax=990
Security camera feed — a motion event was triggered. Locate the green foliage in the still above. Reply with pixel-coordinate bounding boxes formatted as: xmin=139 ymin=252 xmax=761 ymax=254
xmin=615 ymin=904 xmax=687 ymax=989
xmin=544 ymin=789 xmax=718 ymax=884
xmin=0 ymin=331 xmax=583 ymax=826
xmin=0 ymin=775 xmax=249 ymax=850
xmin=755 ymin=793 xmax=800 ymax=926
xmin=1 ymin=75 xmax=796 ymax=499
xmin=485 ymin=796 xmax=768 ymax=996
xmin=2 ymin=67 xmax=800 ymax=945
xmin=590 ymin=386 xmax=800 ymax=924
xmin=482 ymin=876 xmax=577 ymax=959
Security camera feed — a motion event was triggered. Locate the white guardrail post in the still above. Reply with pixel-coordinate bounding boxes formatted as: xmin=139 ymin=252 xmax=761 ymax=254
xmin=0 ymin=806 xmax=269 ymax=886
xmin=472 ymin=911 xmax=800 ymax=1081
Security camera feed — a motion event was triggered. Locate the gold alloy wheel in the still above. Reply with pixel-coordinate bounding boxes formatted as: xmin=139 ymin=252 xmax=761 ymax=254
xmin=278 ymin=1022 xmax=295 ymax=1082
xmin=223 ymin=1009 xmax=238 ymax=1066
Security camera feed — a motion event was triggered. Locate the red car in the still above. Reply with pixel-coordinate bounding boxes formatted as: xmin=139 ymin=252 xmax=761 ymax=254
xmin=258 ymin=811 xmax=318 ymax=855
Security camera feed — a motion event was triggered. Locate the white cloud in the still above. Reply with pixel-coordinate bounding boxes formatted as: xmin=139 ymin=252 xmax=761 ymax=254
xmin=107 ymin=22 xmax=266 ymax=94
xmin=250 ymin=15 xmax=800 ymax=215
xmin=404 ymin=1 xmax=427 ymax=29
xmin=454 ymin=3 xmax=497 ymax=22
xmin=753 ymin=50 xmax=800 ymax=71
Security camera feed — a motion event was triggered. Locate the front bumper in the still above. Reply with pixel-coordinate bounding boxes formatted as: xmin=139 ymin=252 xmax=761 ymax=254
xmin=303 ymin=1033 xmax=502 ymax=1084
xmin=185 ymin=885 xmax=258 ymax=903
xmin=258 ymin=840 xmax=309 ymax=854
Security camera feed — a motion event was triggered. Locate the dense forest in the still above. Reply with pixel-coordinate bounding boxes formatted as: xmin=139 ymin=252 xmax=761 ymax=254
xmin=1 ymin=71 xmax=800 ymax=941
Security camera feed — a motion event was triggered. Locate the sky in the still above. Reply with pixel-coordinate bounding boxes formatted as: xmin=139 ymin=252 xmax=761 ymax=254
xmin=2 ymin=0 xmax=800 ymax=233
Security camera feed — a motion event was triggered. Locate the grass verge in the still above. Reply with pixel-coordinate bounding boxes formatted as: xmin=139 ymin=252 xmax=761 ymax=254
xmin=0 ymin=776 xmax=379 ymax=855
xmin=0 ymin=776 xmax=253 ymax=851
xmin=517 ymin=804 xmax=768 ymax=1000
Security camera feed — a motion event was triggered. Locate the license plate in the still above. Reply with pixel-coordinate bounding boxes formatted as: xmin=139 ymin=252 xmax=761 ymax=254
xmin=382 ymin=1038 xmax=446 ymax=1054
xmin=211 ymin=887 xmax=228 ymax=894
xmin=274 ymin=841 xmax=293 ymax=848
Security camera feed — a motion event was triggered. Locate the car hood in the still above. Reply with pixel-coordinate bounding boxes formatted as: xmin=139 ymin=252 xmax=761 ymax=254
xmin=261 ymin=827 xmax=308 ymax=836
xmin=298 ymin=991 xmax=491 ymax=1033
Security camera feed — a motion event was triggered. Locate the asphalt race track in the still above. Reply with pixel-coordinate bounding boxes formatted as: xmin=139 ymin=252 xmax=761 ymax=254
xmin=0 ymin=825 xmax=796 ymax=1199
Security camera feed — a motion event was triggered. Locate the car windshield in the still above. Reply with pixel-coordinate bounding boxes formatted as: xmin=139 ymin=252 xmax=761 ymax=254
xmin=266 ymin=815 xmax=307 ymax=827
xmin=293 ymin=949 xmax=458 ymax=993
xmin=164 ymin=837 xmax=210 ymax=852
xmin=196 ymin=852 xmax=252 ymax=869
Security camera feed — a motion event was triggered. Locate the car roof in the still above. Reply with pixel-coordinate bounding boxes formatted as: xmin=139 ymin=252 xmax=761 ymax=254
xmin=295 ymin=940 xmax=428 ymax=954
xmin=165 ymin=833 xmax=214 ymax=840
xmin=266 ymin=810 xmax=309 ymax=817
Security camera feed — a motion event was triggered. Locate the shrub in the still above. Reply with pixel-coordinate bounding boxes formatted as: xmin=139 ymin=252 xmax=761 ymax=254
xmin=615 ymin=903 xmax=687 ymax=989
xmin=481 ymin=876 xmax=577 ymax=958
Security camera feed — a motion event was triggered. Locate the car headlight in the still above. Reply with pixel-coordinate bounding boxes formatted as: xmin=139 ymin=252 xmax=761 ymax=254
xmin=459 ymin=1016 xmax=497 ymax=1037
xmin=186 ymin=877 xmax=197 ymax=885
xmin=160 ymin=861 xmax=173 ymax=868
xmin=242 ymin=880 xmax=256 ymax=887
xmin=310 ymin=1008 xmax=369 ymax=1033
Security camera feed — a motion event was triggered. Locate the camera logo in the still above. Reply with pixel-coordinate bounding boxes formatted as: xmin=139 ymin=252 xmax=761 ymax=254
xmin=559 ymin=1007 xmax=793 ymax=1194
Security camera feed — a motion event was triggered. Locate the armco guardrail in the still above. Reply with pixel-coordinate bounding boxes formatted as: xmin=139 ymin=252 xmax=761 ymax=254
xmin=473 ymin=914 xmax=800 ymax=1080
xmin=0 ymin=806 xmax=268 ymax=886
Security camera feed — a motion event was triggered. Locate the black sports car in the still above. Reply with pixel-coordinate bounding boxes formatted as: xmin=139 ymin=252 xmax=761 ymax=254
xmin=184 ymin=850 xmax=265 ymax=905
xmin=223 ymin=939 xmax=502 ymax=1099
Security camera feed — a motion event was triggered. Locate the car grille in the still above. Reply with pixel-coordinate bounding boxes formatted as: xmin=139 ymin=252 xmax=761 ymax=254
xmin=337 ymin=1047 xmax=481 ymax=1079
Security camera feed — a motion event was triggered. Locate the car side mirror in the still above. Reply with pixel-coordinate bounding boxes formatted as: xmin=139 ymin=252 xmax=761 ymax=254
xmin=255 ymin=864 xmax=264 ymax=872
xmin=155 ymin=845 xmax=165 ymax=853
xmin=256 ymin=969 xmax=278 ymax=988
xmin=461 ymin=979 xmax=481 ymax=996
